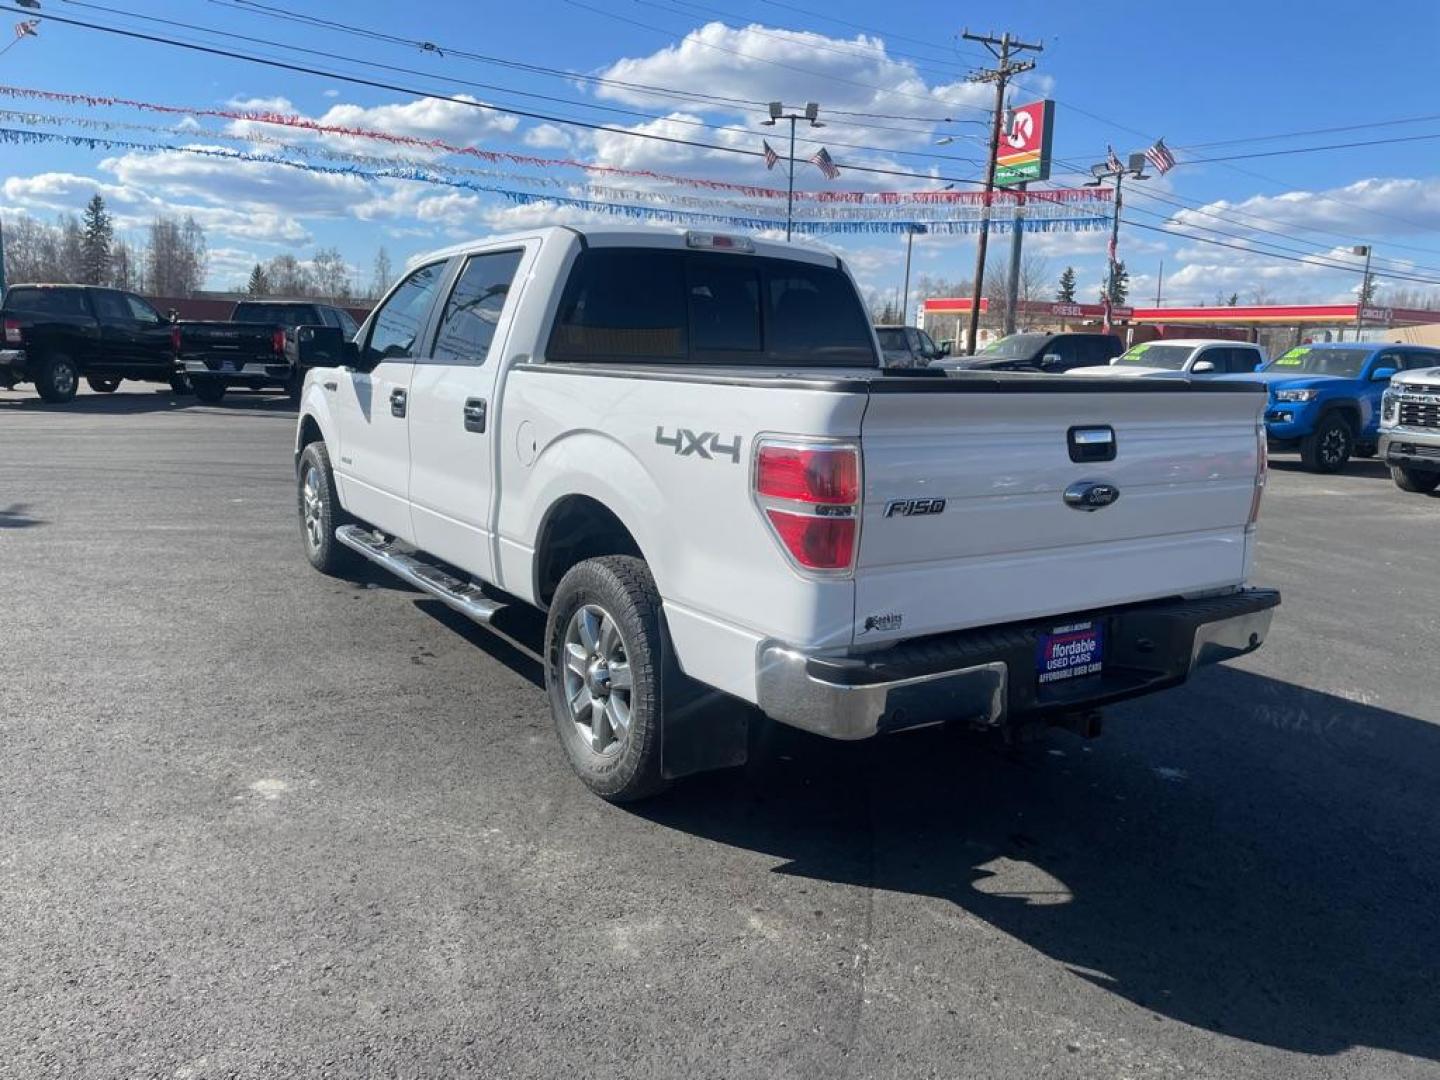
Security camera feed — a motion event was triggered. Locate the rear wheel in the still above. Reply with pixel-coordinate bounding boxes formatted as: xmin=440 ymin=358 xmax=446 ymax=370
xmin=34 ymin=353 xmax=79 ymax=403
xmin=169 ymin=374 xmax=192 ymax=396
xmin=1391 ymin=464 xmax=1440 ymax=494
xmin=1299 ymin=413 xmax=1352 ymax=473
xmin=297 ymin=441 xmax=357 ymax=575
xmin=85 ymin=376 xmax=120 ymax=394
xmin=192 ymin=378 xmax=226 ymax=404
xmin=545 ymin=556 xmax=668 ymax=803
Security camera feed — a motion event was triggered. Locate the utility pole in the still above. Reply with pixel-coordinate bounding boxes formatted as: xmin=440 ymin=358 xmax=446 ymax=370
xmin=1086 ymin=152 xmax=1149 ymax=334
xmin=1155 ymin=258 xmax=1163 ymax=306
xmin=961 ymin=29 xmax=1042 ymax=354
xmin=763 ymin=102 xmax=823 ymax=242
xmin=901 ymin=224 xmax=927 ymax=325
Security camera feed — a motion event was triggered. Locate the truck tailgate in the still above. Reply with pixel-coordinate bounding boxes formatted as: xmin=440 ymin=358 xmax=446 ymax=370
xmin=854 ymin=381 xmax=1264 ymax=645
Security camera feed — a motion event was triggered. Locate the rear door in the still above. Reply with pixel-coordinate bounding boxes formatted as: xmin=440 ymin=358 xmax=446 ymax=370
xmin=407 ymin=244 xmax=530 ymax=577
xmin=332 ymin=260 xmax=448 ymax=541
xmin=854 ymin=385 xmax=1265 ymax=644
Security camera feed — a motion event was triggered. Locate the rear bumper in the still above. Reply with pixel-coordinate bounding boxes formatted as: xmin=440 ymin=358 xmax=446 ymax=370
xmin=1379 ymin=432 xmax=1440 ymax=472
xmin=756 ymin=588 xmax=1280 ymax=740
xmin=182 ymin=357 xmax=293 ymax=383
xmin=0 ymin=348 xmax=26 ymax=371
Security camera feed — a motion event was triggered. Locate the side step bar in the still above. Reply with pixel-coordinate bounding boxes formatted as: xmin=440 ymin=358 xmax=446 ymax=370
xmin=336 ymin=524 xmax=505 ymax=625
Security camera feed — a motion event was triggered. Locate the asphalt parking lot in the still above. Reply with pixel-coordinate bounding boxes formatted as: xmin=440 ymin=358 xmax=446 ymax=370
xmin=2 ymin=385 xmax=1438 ymax=1080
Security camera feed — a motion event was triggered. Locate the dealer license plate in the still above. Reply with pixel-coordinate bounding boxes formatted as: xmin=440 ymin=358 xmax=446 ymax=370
xmin=1036 ymin=622 xmax=1104 ymax=684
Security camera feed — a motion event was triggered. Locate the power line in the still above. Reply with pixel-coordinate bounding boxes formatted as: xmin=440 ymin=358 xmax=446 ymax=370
xmin=12 ymin=4 xmax=997 ymax=190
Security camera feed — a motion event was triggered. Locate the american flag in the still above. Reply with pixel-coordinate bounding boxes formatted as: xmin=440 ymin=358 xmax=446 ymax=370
xmin=762 ymin=140 xmax=779 ymax=171
xmin=810 ymin=147 xmax=840 ymax=180
xmin=1105 ymin=145 xmax=1123 ymax=175
xmin=1144 ymin=138 xmax=1176 ymax=175
xmin=14 ymin=19 xmax=39 ymax=38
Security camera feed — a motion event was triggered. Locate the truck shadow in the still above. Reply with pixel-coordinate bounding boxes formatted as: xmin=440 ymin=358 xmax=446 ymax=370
xmin=638 ymin=667 xmax=1440 ymax=1061
xmin=0 ymin=502 xmax=45 ymax=528
xmin=0 ymin=390 xmax=190 ymax=415
xmin=1268 ymin=457 xmax=1393 ymax=480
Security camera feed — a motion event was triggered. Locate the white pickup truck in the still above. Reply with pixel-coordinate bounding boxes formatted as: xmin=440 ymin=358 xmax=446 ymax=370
xmin=294 ymin=226 xmax=1279 ymax=802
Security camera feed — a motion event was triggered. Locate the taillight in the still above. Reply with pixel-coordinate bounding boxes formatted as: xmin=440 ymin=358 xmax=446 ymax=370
xmin=1247 ymin=425 xmax=1267 ymax=531
xmin=272 ymin=327 xmax=286 ymax=355
xmin=169 ymin=325 xmax=181 ymax=353
xmin=754 ymin=440 xmax=861 ymax=572
xmin=3 ymin=319 xmax=21 ymax=345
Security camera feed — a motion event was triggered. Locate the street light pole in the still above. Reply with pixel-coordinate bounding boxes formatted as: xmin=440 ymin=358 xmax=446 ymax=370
xmin=902 ymin=225 xmax=916 ymax=325
xmin=1086 ymin=152 xmax=1149 ymax=336
xmin=1003 ymin=182 xmax=1026 ymax=334
xmin=1352 ymin=244 xmax=1373 ymax=340
xmin=764 ymin=102 xmax=822 ymax=243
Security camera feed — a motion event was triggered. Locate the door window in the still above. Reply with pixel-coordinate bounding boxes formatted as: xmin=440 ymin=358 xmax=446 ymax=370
xmin=363 ymin=262 xmax=446 ymax=364
xmin=123 ymin=294 xmax=162 ymax=323
xmin=317 ymin=307 xmax=341 ymax=329
xmin=90 ymin=290 xmax=131 ymax=324
xmin=336 ymin=309 xmax=360 ymax=339
xmin=1402 ymin=350 xmax=1440 ymax=371
xmin=432 ymin=249 xmax=524 ymax=365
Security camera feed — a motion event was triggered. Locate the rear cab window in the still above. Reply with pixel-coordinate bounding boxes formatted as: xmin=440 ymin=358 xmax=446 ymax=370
xmin=2 ymin=287 xmax=91 ymax=318
xmin=547 ymin=247 xmax=877 ymax=367
xmin=231 ymin=302 xmax=322 ymax=327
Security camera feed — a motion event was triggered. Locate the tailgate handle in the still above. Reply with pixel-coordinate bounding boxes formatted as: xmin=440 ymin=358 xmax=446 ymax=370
xmin=1068 ymin=425 xmax=1116 ymax=463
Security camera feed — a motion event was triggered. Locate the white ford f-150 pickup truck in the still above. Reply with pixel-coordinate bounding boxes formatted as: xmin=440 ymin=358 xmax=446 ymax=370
xmin=294 ymin=226 xmax=1279 ymax=802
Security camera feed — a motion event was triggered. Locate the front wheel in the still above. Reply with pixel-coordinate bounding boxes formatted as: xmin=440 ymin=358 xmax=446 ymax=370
xmin=297 ymin=441 xmax=357 ymax=575
xmin=545 ymin=556 xmax=669 ymax=803
xmin=1391 ymin=464 xmax=1440 ymax=494
xmin=34 ymin=353 xmax=79 ymax=403
xmin=192 ymin=378 xmax=226 ymax=404
xmin=86 ymin=376 xmax=120 ymax=393
xmin=1299 ymin=413 xmax=1352 ymax=473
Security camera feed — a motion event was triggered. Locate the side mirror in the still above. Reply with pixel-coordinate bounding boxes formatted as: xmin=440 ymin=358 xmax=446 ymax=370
xmin=1191 ymin=359 xmax=1216 ymax=374
xmin=1372 ymin=366 xmax=1397 ymax=382
xmin=291 ymin=325 xmax=353 ymax=370
xmin=939 ymin=341 xmax=952 ymax=357
xmin=1253 ymin=362 xmax=1265 ymax=372
xmin=167 ymin=309 xmax=179 ymax=323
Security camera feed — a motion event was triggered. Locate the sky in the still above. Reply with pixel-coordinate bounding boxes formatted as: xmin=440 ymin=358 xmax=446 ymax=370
xmin=1 ymin=0 xmax=1438 ymax=311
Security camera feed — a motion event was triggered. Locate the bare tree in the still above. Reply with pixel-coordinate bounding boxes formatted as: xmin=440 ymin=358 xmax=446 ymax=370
xmin=369 ymin=247 xmax=393 ymax=299
xmin=311 ymin=247 xmax=352 ymax=301
xmin=145 ymin=214 xmax=208 ymax=296
xmin=264 ymin=253 xmax=314 ymax=297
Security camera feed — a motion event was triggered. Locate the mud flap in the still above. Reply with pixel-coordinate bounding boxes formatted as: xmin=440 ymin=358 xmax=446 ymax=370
xmin=659 ymin=613 xmax=750 ymax=780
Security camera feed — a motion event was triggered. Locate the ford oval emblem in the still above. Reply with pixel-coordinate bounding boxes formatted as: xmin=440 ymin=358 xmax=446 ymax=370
xmin=1064 ymin=481 xmax=1120 ymax=511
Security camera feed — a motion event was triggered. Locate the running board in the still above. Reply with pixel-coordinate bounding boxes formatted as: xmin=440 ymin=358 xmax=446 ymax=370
xmin=335 ymin=525 xmax=505 ymax=624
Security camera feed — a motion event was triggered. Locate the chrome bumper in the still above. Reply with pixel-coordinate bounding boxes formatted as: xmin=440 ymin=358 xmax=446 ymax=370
xmin=182 ymin=359 xmax=290 ymax=378
xmin=757 ymin=592 xmax=1278 ymax=741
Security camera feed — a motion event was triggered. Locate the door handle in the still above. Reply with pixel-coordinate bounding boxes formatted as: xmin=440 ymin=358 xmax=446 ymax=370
xmin=463 ymin=397 xmax=487 ymax=433
xmin=390 ymin=388 xmax=407 ymax=418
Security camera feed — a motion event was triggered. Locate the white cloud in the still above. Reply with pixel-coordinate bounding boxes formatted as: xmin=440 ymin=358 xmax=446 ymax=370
xmin=523 ymin=124 xmax=573 ymax=150
xmin=227 ymin=96 xmax=295 ymax=113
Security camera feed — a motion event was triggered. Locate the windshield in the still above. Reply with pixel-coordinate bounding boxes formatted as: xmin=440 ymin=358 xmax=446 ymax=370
xmin=1265 ymin=346 xmax=1370 ymax=378
xmin=231 ymin=302 xmax=319 ymax=327
xmin=1115 ymin=343 xmax=1193 ymax=370
xmin=875 ymin=328 xmax=907 ymax=351
xmin=980 ymin=333 xmax=1049 ymax=359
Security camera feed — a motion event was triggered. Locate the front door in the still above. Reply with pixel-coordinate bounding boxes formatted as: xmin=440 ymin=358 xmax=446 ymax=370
xmin=332 ymin=260 xmax=448 ymax=542
xmin=407 ymin=245 xmax=531 ymax=580
xmin=89 ymin=290 xmax=170 ymax=375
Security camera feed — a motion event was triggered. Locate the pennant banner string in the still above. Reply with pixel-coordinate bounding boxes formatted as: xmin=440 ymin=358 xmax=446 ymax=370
xmin=0 ymin=84 xmax=1112 ymax=207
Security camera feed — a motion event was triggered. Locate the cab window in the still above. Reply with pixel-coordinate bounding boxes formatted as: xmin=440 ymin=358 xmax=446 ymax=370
xmin=363 ymin=262 xmax=446 ymax=363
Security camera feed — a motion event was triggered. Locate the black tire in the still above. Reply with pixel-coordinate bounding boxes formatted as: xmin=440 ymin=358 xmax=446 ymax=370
xmin=169 ymin=374 xmax=192 ymax=396
xmin=85 ymin=375 xmax=120 ymax=394
xmin=297 ymin=441 xmax=358 ymax=576
xmin=1391 ymin=464 xmax=1440 ymax=494
xmin=286 ymin=371 xmax=303 ymax=406
xmin=1354 ymin=443 xmax=1377 ymax=459
xmin=545 ymin=556 xmax=669 ymax=803
xmin=34 ymin=353 xmax=79 ymax=403
xmin=1299 ymin=413 xmax=1353 ymax=473
xmin=192 ymin=378 xmax=226 ymax=404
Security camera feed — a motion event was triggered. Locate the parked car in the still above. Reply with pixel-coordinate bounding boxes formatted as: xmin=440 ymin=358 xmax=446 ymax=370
xmin=1379 ymin=364 xmax=1440 ymax=493
xmin=175 ymin=300 xmax=361 ymax=404
xmin=874 ymin=324 xmax=946 ymax=368
xmin=933 ymin=331 xmax=1123 ymax=373
xmin=1069 ymin=339 xmax=1266 ymax=378
xmin=293 ymin=226 xmax=1277 ymax=802
xmin=0 ymin=284 xmax=183 ymax=402
xmin=1217 ymin=342 xmax=1440 ymax=473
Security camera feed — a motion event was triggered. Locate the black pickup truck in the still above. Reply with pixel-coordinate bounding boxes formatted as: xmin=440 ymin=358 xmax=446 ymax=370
xmin=0 ymin=284 xmax=183 ymax=402
xmin=932 ymin=331 xmax=1124 ymax=373
xmin=175 ymin=300 xmax=360 ymax=403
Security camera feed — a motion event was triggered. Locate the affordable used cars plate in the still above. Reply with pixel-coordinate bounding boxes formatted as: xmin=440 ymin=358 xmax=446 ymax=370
xmin=1036 ymin=621 xmax=1104 ymax=684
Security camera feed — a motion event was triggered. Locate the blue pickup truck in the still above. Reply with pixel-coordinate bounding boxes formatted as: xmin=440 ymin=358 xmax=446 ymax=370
xmin=1222 ymin=342 xmax=1440 ymax=473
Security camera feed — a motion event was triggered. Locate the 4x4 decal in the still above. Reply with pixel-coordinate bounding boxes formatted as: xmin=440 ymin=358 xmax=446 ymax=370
xmin=656 ymin=427 xmax=742 ymax=463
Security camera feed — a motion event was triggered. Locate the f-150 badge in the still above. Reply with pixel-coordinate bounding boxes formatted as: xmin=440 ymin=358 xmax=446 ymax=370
xmin=655 ymin=427 xmax=741 ymax=463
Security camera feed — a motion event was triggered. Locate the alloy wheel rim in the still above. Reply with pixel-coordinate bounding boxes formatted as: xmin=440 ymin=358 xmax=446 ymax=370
xmin=561 ymin=603 xmax=633 ymax=756
xmin=55 ymin=363 xmax=75 ymax=395
xmin=1322 ymin=427 xmax=1347 ymax=465
xmin=302 ymin=466 xmax=324 ymax=550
